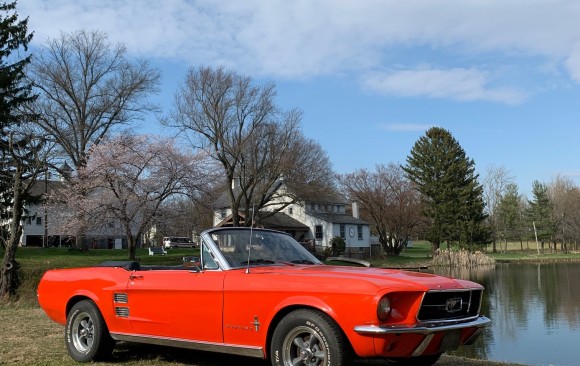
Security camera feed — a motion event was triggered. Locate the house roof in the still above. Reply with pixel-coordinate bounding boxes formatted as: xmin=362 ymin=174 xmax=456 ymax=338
xmin=256 ymin=212 xmax=309 ymax=230
xmin=213 ymin=180 xmax=347 ymax=209
xmin=309 ymin=212 xmax=369 ymax=225
xmin=27 ymin=180 xmax=67 ymax=197
xmin=215 ymin=211 xmax=309 ymax=231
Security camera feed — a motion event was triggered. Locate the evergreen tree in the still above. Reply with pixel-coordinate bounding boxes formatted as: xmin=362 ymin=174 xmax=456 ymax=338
xmin=0 ymin=1 xmax=34 ymax=220
xmin=0 ymin=1 xmax=36 ymax=300
xmin=497 ymin=183 xmax=523 ymax=251
xmin=403 ymin=127 xmax=489 ymax=251
xmin=527 ymin=180 xmax=553 ymax=252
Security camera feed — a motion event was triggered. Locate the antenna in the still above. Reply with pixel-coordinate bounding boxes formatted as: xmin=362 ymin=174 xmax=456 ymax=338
xmin=245 ymin=205 xmax=255 ymax=274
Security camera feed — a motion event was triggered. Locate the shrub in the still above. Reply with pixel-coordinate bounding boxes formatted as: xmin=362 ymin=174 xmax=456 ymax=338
xmin=329 ymin=236 xmax=346 ymax=256
xmin=432 ymin=249 xmax=495 ymax=267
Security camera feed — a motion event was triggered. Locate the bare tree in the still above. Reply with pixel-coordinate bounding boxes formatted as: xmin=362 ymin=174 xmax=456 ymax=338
xmin=49 ymin=135 xmax=210 ymax=259
xmin=482 ymin=165 xmax=514 ymax=253
xmin=339 ymin=164 xmax=422 ymax=256
xmin=168 ymin=66 xmax=334 ymax=226
xmin=548 ymin=175 xmax=580 ymax=253
xmin=238 ymin=123 xmax=336 ymax=225
xmin=28 ymin=29 xmax=161 ymax=173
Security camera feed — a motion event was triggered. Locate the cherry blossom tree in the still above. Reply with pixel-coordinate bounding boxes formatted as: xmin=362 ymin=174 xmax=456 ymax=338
xmin=49 ymin=135 xmax=211 ymax=259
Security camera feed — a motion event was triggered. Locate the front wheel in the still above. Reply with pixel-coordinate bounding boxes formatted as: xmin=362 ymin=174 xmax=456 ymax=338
xmin=270 ymin=309 xmax=350 ymax=366
xmin=65 ymin=300 xmax=115 ymax=362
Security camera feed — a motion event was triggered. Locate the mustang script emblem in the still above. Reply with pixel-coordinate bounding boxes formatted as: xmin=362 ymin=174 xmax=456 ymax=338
xmin=445 ymin=298 xmax=463 ymax=313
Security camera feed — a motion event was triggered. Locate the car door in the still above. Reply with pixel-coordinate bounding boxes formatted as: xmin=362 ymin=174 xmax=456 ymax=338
xmin=125 ymin=267 xmax=225 ymax=343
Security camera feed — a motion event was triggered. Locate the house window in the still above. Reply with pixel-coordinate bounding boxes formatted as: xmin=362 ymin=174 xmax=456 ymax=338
xmin=339 ymin=224 xmax=345 ymax=239
xmin=219 ymin=210 xmax=226 ymax=219
xmin=315 ymin=225 xmax=323 ymax=240
xmin=288 ymin=207 xmax=293 ymax=215
xmin=36 ymin=217 xmax=42 ymax=226
xmin=25 ymin=217 xmax=31 ymax=225
xmin=357 ymin=225 xmax=363 ymax=240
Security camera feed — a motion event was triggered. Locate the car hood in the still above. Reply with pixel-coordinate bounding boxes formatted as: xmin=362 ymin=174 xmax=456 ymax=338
xmin=244 ymin=264 xmax=481 ymax=292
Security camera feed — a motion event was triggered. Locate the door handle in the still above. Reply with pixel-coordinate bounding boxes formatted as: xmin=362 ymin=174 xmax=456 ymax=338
xmin=129 ymin=274 xmax=143 ymax=280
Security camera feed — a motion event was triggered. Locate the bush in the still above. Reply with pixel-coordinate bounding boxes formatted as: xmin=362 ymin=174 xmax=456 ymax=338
xmin=432 ymin=249 xmax=495 ymax=267
xmin=329 ymin=236 xmax=346 ymax=256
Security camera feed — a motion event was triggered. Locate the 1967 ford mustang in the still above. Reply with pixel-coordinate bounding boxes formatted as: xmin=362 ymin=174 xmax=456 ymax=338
xmin=37 ymin=227 xmax=490 ymax=366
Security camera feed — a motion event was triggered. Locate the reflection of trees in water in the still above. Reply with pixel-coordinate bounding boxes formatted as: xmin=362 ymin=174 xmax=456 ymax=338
xmin=433 ymin=265 xmax=495 ymax=360
xmin=435 ymin=262 xmax=580 ymax=361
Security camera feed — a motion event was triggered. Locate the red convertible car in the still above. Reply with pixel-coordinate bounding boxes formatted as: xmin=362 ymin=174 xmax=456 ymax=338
xmin=37 ymin=227 xmax=490 ymax=366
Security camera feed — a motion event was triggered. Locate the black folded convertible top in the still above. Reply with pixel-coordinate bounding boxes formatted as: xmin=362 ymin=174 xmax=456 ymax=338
xmin=94 ymin=261 xmax=141 ymax=271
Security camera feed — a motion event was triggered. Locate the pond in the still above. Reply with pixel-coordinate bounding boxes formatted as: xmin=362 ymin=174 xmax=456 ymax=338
xmin=433 ymin=262 xmax=580 ymax=366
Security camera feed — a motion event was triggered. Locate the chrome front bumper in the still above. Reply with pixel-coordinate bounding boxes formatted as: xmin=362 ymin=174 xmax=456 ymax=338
xmin=353 ymin=315 xmax=491 ymax=336
xmin=354 ymin=316 xmax=490 ymax=357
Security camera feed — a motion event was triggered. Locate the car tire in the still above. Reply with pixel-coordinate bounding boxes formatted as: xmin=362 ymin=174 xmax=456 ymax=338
xmin=65 ymin=300 xmax=115 ymax=362
xmin=270 ymin=309 xmax=351 ymax=366
xmin=384 ymin=353 xmax=441 ymax=366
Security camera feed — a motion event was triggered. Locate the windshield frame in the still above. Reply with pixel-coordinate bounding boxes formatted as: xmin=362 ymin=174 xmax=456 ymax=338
xmin=200 ymin=227 xmax=323 ymax=270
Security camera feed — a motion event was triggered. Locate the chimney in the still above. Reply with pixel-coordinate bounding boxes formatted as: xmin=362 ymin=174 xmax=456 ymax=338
xmin=352 ymin=201 xmax=360 ymax=219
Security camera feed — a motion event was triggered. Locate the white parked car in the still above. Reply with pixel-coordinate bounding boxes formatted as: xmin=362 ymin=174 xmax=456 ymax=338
xmin=163 ymin=236 xmax=197 ymax=249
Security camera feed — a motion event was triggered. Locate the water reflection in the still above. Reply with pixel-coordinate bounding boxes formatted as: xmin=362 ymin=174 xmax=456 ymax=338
xmin=433 ymin=263 xmax=580 ymax=366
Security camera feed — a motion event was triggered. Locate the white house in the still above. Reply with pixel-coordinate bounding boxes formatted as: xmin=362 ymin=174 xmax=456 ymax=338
xmin=20 ymin=165 xmax=134 ymax=249
xmin=213 ymin=183 xmax=371 ymax=256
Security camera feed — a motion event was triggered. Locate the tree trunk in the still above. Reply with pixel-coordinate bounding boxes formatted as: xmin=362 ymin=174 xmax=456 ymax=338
xmin=0 ymin=171 xmax=25 ymax=300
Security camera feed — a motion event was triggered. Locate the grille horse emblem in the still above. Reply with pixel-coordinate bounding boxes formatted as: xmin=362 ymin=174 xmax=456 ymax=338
xmin=445 ymin=298 xmax=463 ymax=313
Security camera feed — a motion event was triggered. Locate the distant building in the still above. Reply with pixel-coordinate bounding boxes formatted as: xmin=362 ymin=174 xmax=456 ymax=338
xmin=213 ymin=182 xmax=370 ymax=256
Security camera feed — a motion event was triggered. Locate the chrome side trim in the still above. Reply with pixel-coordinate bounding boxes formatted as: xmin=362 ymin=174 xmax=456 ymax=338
xmin=110 ymin=333 xmax=264 ymax=358
xmin=353 ymin=316 xmax=491 ymax=335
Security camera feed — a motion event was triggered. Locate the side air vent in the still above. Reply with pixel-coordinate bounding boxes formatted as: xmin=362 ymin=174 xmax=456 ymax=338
xmin=114 ymin=293 xmax=128 ymax=303
xmin=115 ymin=307 xmax=130 ymax=318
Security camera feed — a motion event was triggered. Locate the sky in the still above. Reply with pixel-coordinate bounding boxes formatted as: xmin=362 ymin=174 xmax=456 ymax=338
xmin=18 ymin=0 xmax=580 ymax=197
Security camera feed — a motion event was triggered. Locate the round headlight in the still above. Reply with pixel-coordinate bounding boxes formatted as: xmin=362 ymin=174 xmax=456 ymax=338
xmin=377 ymin=297 xmax=391 ymax=322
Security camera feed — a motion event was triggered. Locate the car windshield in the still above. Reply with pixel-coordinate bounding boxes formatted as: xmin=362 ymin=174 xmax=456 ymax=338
xmin=209 ymin=229 xmax=322 ymax=269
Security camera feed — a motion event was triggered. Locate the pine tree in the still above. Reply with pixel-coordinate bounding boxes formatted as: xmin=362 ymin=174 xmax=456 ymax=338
xmin=0 ymin=1 xmax=34 ymax=222
xmin=403 ymin=127 xmax=489 ymax=251
xmin=527 ymin=180 xmax=553 ymax=252
xmin=0 ymin=1 xmax=36 ymax=300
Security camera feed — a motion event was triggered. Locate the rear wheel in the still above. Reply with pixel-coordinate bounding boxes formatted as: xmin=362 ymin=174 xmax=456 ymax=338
xmin=270 ymin=309 xmax=351 ymax=366
xmin=65 ymin=300 xmax=115 ymax=362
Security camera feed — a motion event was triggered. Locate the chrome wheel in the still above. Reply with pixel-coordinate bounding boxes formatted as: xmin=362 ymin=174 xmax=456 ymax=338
xmin=282 ymin=326 xmax=327 ymax=366
xmin=271 ymin=309 xmax=350 ymax=366
xmin=71 ymin=311 xmax=94 ymax=352
xmin=66 ymin=300 xmax=115 ymax=361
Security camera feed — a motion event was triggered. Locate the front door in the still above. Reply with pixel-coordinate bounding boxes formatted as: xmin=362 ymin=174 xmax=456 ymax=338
xmin=126 ymin=269 xmax=225 ymax=343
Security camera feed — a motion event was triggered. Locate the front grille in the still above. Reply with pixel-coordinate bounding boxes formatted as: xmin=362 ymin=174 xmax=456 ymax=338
xmin=115 ymin=307 xmax=130 ymax=317
xmin=417 ymin=289 xmax=482 ymax=322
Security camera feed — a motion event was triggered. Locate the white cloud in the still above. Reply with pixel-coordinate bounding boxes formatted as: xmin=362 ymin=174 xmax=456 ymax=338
xmin=17 ymin=1 xmax=580 ymax=90
xmin=362 ymin=68 xmax=527 ymax=104
xmin=565 ymin=46 xmax=580 ymax=83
